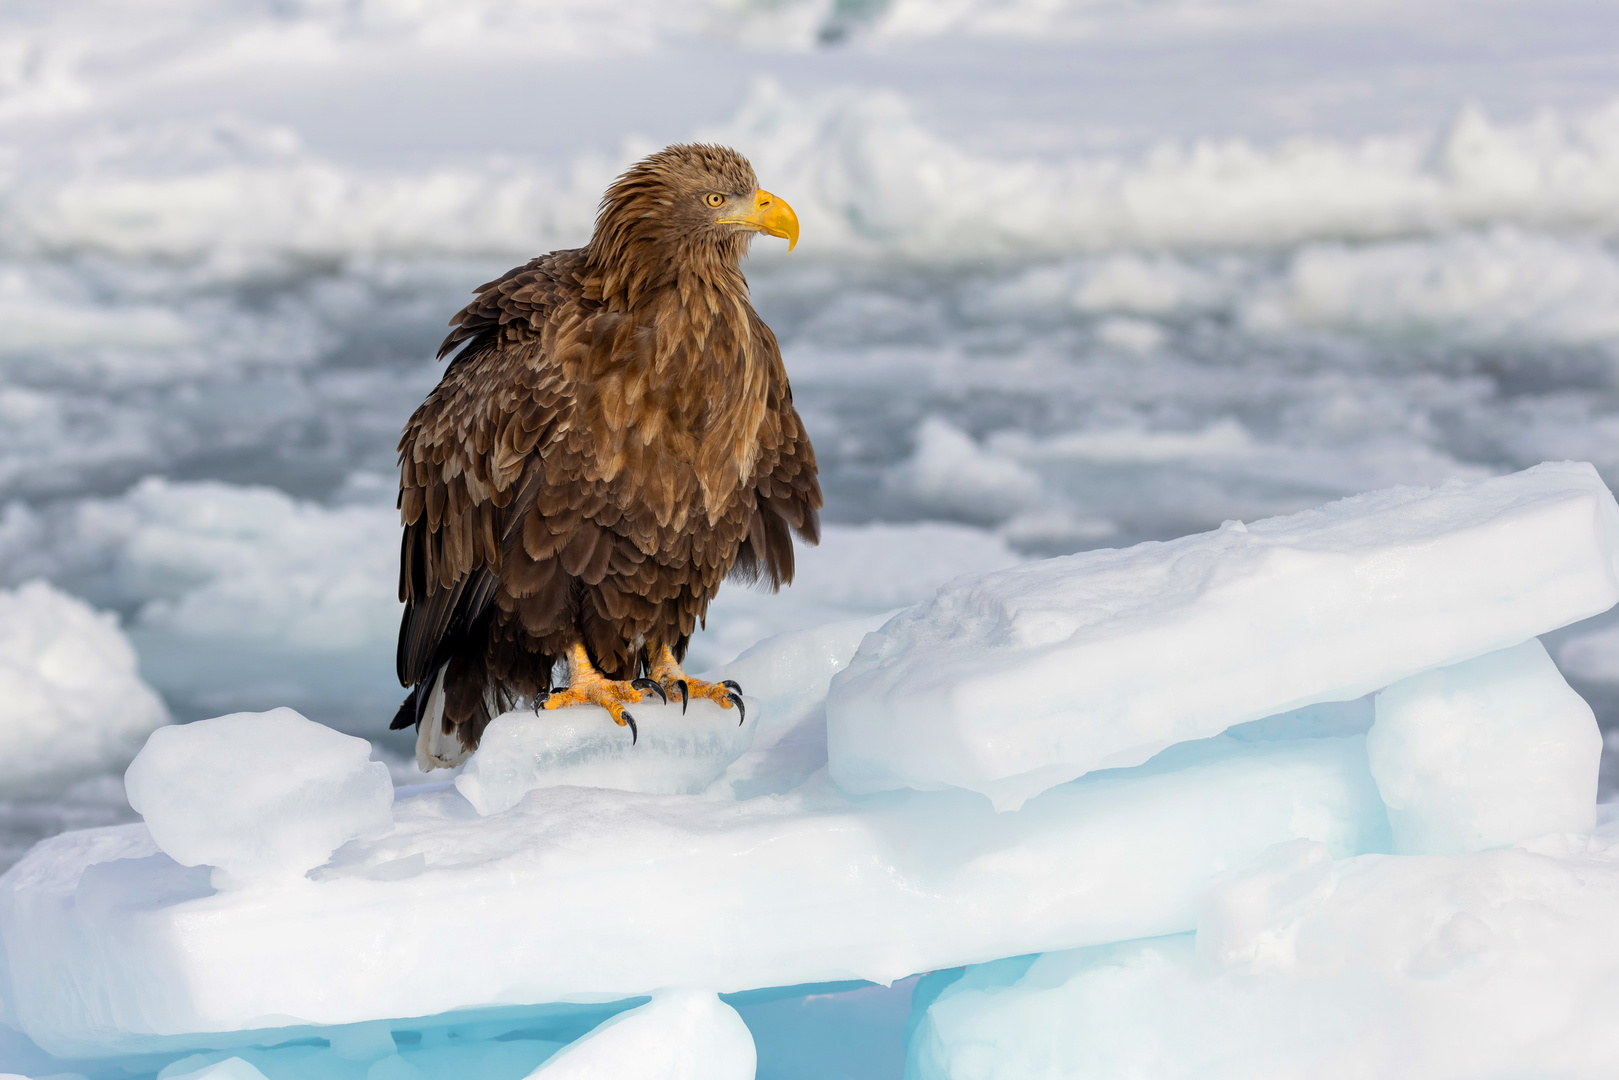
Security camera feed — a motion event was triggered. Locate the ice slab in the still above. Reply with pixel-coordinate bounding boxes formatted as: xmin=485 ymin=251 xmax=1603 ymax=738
xmin=0 ymin=580 xmax=169 ymax=795
xmin=827 ymin=462 xmax=1619 ymax=810
xmin=1367 ymin=639 xmax=1601 ymax=854
xmin=1 ymin=732 xmax=1385 ymax=1055
xmin=124 ymin=708 xmax=393 ymax=888
xmin=527 ymin=990 xmax=754 ymax=1080
xmin=909 ymin=827 xmax=1619 ymax=1079
xmin=455 ymin=701 xmax=755 ymax=816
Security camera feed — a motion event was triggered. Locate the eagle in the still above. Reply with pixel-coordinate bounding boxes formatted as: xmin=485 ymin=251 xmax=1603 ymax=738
xmin=390 ymin=144 xmax=822 ymax=770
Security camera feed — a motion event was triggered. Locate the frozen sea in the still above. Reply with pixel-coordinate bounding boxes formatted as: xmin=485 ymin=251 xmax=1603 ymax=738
xmin=3 ymin=0 xmax=1619 ymax=872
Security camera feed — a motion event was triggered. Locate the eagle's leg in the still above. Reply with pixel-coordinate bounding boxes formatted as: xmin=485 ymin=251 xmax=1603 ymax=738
xmin=648 ymin=643 xmax=746 ymax=723
xmin=541 ymin=642 xmax=659 ymax=741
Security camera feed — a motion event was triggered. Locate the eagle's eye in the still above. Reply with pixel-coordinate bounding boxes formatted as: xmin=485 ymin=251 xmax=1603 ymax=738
xmin=704 ymin=192 xmax=726 ymax=209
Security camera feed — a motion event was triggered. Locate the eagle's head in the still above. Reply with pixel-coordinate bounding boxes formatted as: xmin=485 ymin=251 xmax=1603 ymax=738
xmin=587 ymin=144 xmax=798 ymax=299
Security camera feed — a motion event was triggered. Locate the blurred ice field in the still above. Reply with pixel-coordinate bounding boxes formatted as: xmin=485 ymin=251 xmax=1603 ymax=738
xmin=4 ymin=0 xmax=1619 ymax=872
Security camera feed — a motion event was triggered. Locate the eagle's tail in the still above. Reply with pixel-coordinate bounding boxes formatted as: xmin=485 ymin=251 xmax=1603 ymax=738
xmin=392 ymin=663 xmax=470 ymax=772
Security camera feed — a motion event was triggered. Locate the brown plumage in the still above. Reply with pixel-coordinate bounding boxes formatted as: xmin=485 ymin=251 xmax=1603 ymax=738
xmin=390 ymin=143 xmax=821 ymax=768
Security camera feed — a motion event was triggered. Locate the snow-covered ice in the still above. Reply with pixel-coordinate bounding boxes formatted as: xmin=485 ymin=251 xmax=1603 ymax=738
xmin=0 ymin=725 xmax=1385 ymax=1054
xmin=123 ymin=708 xmax=392 ymax=888
xmin=1367 ymin=639 xmax=1601 ymax=855
xmin=455 ymin=700 xmax=754 ymax=816
xmin=827 ymin=462 xmax=1619 ymax=810
xmin=0 ymin=580 xmax=168 ymax=795
xmin=526 ymin=990 xmax=754 ymax=1080
xmin=908 ymin=823 xmax=1619 ymax=1080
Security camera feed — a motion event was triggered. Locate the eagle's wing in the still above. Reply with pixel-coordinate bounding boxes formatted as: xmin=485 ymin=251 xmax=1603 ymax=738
xmin=733 ymin=315 xmax=822 ymax=590
xmin=393 ymin=256 xmax=572 ymax=708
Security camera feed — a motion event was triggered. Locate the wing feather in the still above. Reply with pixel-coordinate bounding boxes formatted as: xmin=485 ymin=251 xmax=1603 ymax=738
xmin=731 ymin=317 xmax=822 ymax=590
xmin=394 ymin=254 xmax=579 ymax=693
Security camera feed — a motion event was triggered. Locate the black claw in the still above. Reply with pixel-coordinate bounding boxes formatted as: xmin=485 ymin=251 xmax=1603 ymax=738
xmin=532 ymin=688 xmax=550 ymax=714
xmin=722 ymin=679 xmax=743 ymax=695
xmin=631 ymin=677 xmax=667 ymax=704
xmin=728 ymin=692 xmax=746 ymax=725
xmin=676 ymin=679 xmax=689 ymax=714
xmin=622 ymin=710 xmax=638 ymax=745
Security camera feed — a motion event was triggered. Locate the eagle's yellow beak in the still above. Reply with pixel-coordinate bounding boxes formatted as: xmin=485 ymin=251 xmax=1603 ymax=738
xmin=722 ymin=189 xmax=799 ymax=251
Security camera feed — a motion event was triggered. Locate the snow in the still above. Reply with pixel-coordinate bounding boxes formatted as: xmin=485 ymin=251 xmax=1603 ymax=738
xmin=455 ymin=700 xmax=754 ymax=816
xmin=0 ymin=724 xmax=1385 ymax=1055
xmin=909 ymin=825 xmax=1619 ymax=1080
xmin=1367 ymin=639 xmax=1601 ymax=855
xmin=123 ymin=708 xmax=393 ymax=888
xmin=526 ymin=990 xmax=754 ymax=1080
xmin=827 ymin=462 xmax=1619 ymax=810
xmin=0 ymin=579 xmax=168 ymax=795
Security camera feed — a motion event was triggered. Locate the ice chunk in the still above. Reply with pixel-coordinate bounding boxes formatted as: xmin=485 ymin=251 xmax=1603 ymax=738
xmin=1366 ymin=639 xmax=1601 ymax=854
xmin=910 ymin=828 xmax=1619 ymax=1079
xmin=827 ymin=462 xmax=1619 ymax=810
xmin=161 ymin=1058 xmax=268 ymax=1080
xmin=527 ymin=990 xmax=754 ymax=1080
xmin=456 ymin=701 xmax=756 ymax=816
xmin=685 ymin=521 xmax=1017 ymax=674
xmin=2 ymin=733 xmax=1384 ymax=1054
xmin=123 ymin=708 xmax=393 ymax=888
xmin=85 ymin=479 xmax=400 ymax=724
xmin=457 ymin=614 xmax=891 ymax=814
xmin=0 ymin=580 xmax=169 ymax=794
xmin=705 ymin=614 xmax=890 ymax=800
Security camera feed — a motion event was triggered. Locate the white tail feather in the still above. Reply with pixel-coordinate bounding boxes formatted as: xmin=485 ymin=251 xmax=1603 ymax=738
xmin=414 ymin=664 xmax=469 ymax=771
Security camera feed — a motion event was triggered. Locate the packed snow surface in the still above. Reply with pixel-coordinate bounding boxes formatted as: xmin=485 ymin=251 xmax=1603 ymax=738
xmin=1367 ymin=639 xmax=1601 ymax=854
xmin=0 ymin=580 xmax=168 ymax=795
xmin=123 ymin=708 xmax=393 ymax=888
xmin=526 ymin=990 xmax=754 ymax=1080
xmin=827 ymin=462 xmax=1619 ymax=810
xmin=909 ymin=824 xmax=1619 ymax=1080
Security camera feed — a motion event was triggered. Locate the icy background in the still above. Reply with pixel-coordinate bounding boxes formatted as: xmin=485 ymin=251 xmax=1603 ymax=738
xmin=2 ymin=0 xmax=1619 ymax=880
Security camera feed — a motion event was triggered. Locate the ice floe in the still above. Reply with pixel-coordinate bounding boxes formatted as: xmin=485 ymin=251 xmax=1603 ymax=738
xmin=1367 ymin=639 xmax=1601 ymax=855
xmin=908 ymin=824 xmax=1619 ymax=1079
xmin=826 ymin=461 xmax=1619 ymax=810
xmin=0 ymin=579 xmax=168 ymax=794
xmin=0 ymin=722 xmax=1384 ymax=1054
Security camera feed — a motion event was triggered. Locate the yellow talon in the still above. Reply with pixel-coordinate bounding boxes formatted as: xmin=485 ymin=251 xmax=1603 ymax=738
xmin=542 ymin=643 xmax=659 ymax=741
xmin=648 ymin=644 xmax=747 ymax=723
